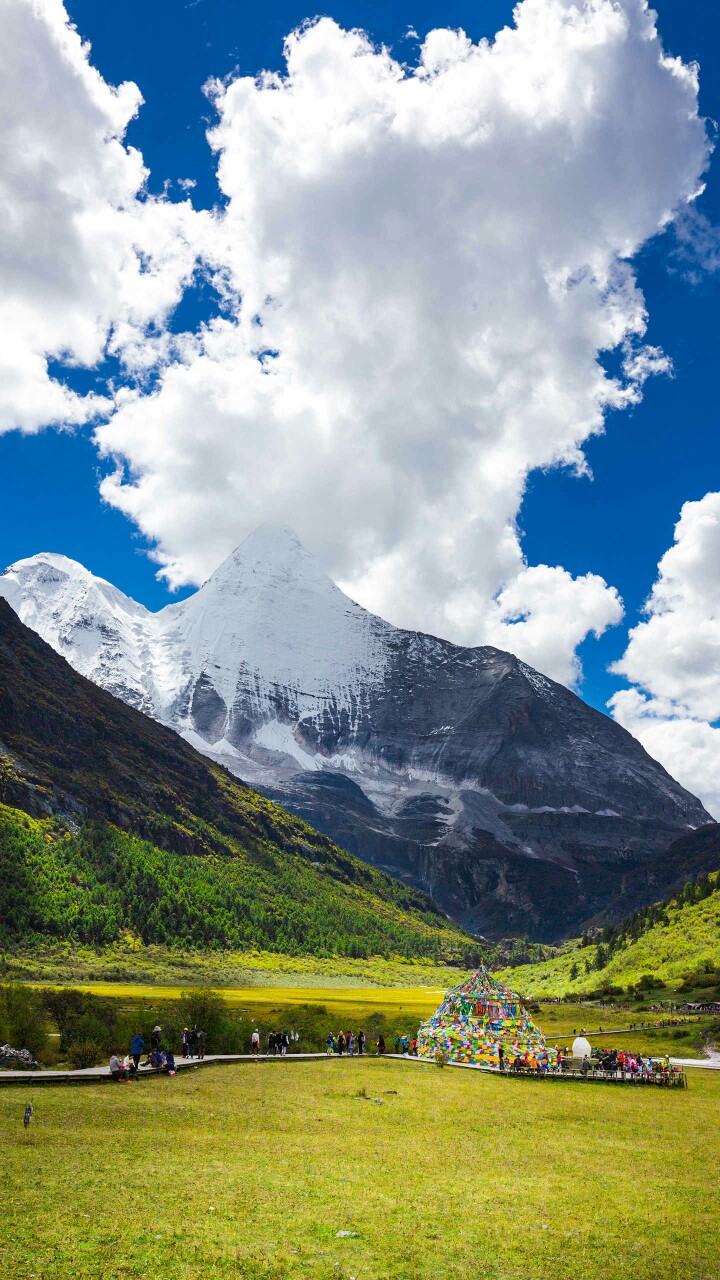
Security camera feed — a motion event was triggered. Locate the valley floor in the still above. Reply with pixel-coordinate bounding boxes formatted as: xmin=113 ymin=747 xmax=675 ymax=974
xmin=0 ymin=1057 xmax=717 ymax=1280
xmin=0 ymin=944 xmax=471 ymax=990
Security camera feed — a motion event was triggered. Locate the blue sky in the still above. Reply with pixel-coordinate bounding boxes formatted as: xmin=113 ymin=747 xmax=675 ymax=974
xmin=1 ymin=0 xmax=719 ymax=801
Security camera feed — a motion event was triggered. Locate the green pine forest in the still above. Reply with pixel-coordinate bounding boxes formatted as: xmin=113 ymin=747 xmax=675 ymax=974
xmin=0 ymin=799 xmax=478 ymax=963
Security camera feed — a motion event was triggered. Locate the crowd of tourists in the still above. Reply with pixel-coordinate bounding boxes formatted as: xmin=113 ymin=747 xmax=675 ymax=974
xmin=109 ymin=1023 xmax=208 ymax=1081
xmin=581 ymin=1047 xmax=679 ymax=1079
xmin=498 ymin=1044 xmax=680 ymax=1079
xmin=106 ymin=1021 xmax=685 ymax=1083
xmin=250 ymin=1030 xmax=299 ymax=1055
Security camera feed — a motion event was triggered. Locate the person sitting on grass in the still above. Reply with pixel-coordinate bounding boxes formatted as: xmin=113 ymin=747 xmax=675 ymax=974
xmin=165 ymin=1051 xmax=177 ymax=1076
xmin=109 ymin=1054 xmax=128 ymax=1082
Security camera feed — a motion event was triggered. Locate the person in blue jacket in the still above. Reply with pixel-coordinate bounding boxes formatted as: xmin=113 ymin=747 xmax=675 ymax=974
xmin=130 ymin=1032 xmax=145 ymax=1073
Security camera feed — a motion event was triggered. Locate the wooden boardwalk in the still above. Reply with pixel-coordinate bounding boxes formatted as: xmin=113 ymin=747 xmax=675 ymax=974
xmin=0 ymin=1051 xmax=329 ymax=1086
xmin=0 ymin=1051 xmax=703 ymax=1087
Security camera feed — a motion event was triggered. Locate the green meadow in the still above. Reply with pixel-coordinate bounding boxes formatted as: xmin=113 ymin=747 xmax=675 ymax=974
xmin=1 ymin=1058 xmax=717 ymax=1280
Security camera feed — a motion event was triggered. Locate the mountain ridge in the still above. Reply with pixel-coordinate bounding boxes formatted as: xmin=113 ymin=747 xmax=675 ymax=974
xmin=2 ymin=528 xmax=715 ymax=940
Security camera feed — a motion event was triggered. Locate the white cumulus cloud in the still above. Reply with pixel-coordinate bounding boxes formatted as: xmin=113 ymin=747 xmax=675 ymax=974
xmin=0 ymin=0 xmax=210 ymax=433
xmin=94 ymin=0 xmax=708 ymax=677
xmin=609 ymin=491 xmax=720 ymax=816
xmin=486 ymin=565 xmax=624 ymax=686
xmin=0 ymin=0 xmax=713 ymax=689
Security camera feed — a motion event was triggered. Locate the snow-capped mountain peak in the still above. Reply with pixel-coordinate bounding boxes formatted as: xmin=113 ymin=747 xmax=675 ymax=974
xmin=0 ymin=527 xmax=711 ymax=939
xmin=159 ymin=524 xmax=394 ymax=723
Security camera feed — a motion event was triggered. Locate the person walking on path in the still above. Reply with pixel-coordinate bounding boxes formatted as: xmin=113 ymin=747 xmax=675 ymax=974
xmin=130 ymin=1032 xmax=145 ymax=1073
xmin=326 ymin=1033 xmax=335 ymax=1056
xmin=251 ymin=1030 xmax=260 ymax=1056
xmin=181 ymin=1028 xmax=189 ymax=1058
xmin=197 ymin=1029 xmax=207 ymax=1060
xmin=358 ymin=1031 xmax=366 ymax=1056
xmin=347 ymin=1032 xmax=355 ymax=1056
xmin=187 ymin=1027 xmax=198 ymax=1058
xmin=376 ymin=1035 xmax=385 ymax=1055
xmin=497 ymin=1044 xmax=504 ymax=1071
xmin=280 ymin=1031 xmax=289 ymax=1057
xmin=337 ymin=1031 xmax=346 ymax=1056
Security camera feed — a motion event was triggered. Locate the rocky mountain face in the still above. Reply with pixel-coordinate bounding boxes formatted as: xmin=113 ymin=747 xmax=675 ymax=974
xmin=0 ymin=597 xmax=472 ymax=961
xmin=1 ymin=525 xmax=714 ymax=941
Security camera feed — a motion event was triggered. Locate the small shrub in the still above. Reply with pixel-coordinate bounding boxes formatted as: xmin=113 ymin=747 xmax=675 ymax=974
xmin=434 ymin=1048 xmax=448 ymax=1068
xmin=67 ymin=1040 xmax=104 ymax=1069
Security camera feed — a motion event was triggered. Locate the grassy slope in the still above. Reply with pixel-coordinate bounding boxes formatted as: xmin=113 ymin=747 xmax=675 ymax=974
xmin=496 ymin=873 xmax=720 ymax=997
xmin=0 ymin=600 xmax=478 ymax=966
xmin=1 ymin=1060 xmax=717 ymax=1280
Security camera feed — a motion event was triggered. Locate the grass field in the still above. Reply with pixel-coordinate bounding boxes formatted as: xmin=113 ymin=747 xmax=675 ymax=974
xmin=1 ymin=1058 xmax=717 ymax=1280
xmin=31 ymin=981 xmax=447 ymax=1021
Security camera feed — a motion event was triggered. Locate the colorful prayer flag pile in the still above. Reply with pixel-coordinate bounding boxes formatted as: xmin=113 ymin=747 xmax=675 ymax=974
xmin=417 ymin=965 xmax=556 ymax=1069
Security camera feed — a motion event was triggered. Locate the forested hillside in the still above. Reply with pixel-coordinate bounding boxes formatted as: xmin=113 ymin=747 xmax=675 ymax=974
xmin=495 ymin=868 xmax=720 ymax=998
xmin=0 ymin=600 xmax=478 ymax=963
